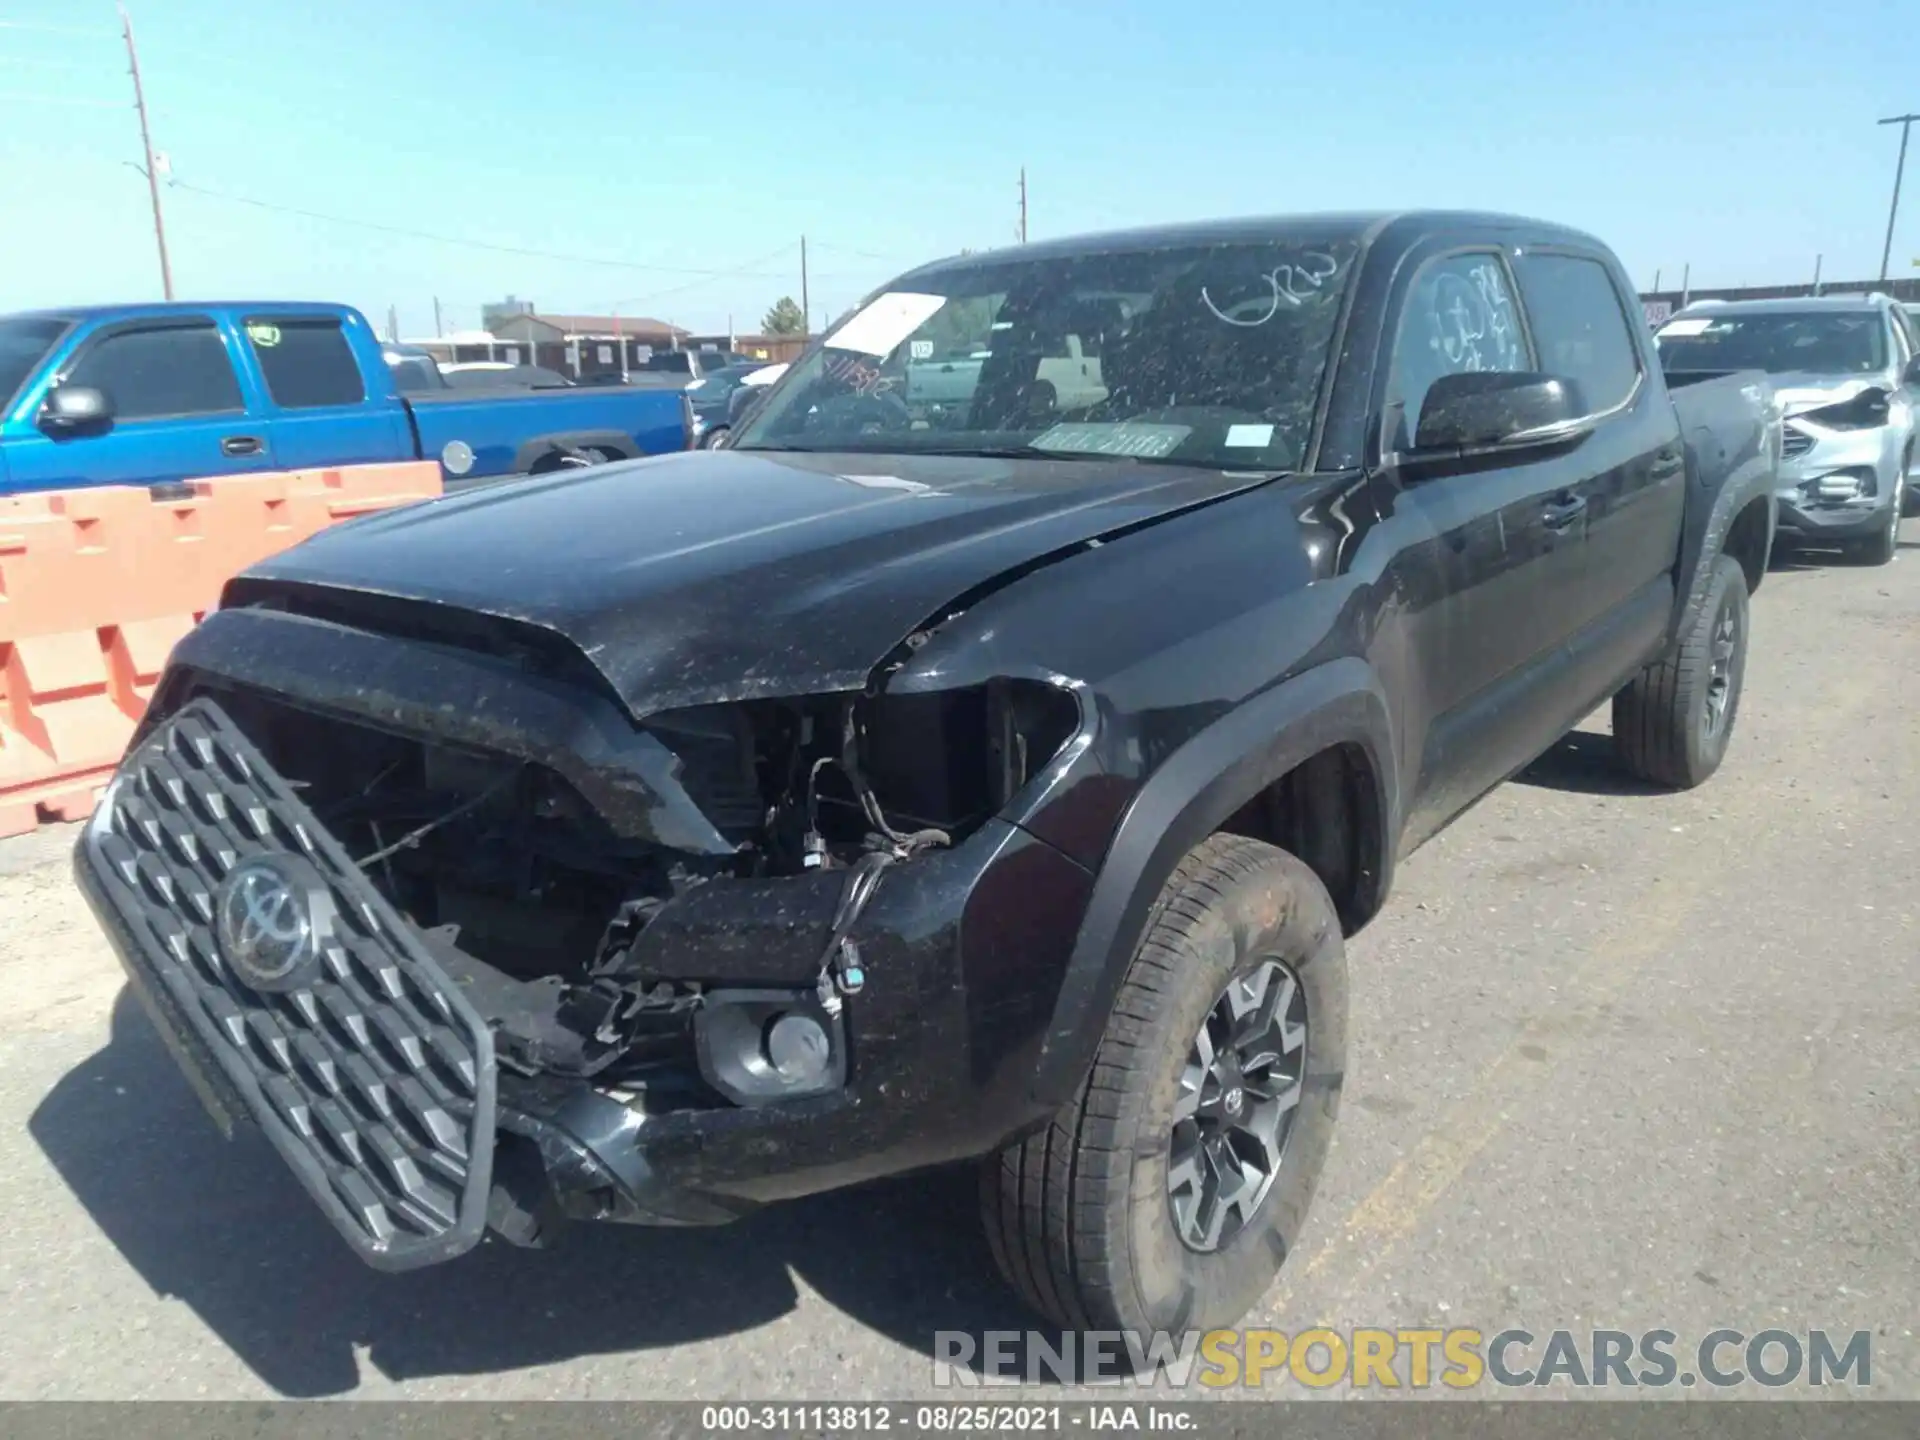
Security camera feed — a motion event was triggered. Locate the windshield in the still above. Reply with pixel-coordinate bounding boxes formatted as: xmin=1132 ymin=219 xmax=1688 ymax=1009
xmin=733 ymin=236 xmax=1359 ymax=470
xmin=689 ymin=372 xmax=745 ymax=402
xmin=0 ymin=315 xmax=71 ymax=409
xmin=1656 ymin=311 xmax=1887 ymax=376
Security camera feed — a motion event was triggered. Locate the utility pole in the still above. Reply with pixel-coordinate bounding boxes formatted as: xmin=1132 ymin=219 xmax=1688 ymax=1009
xmin=1878 ymin=113 xmax=1918 ymax=283
xmin=1652 ymin=268 xmax=1661 ymax=294
xmin=1018 ymin=167 xmax=1028 ymax=244
xmin=1812 ymin=254 xmax=1823 ymax=295
xmin=1680 ymin=262 xmax=1691 ymax=309
xmin=386 ymin=305 xmax=399 ymax=343
xmin=432 ymin=296 xmax=444 ymax=337
xmin=800 ymin=235 xmax=810 ymax=339
xmin=120 ymin=4 xmax=173 ymax=300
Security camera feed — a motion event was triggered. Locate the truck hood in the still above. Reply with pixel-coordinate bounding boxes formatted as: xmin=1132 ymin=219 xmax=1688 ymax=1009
xmin=238 ymin=448 xmax=1277 ymax=714
xmin=1770 ymin=372 xmax=1892 ymax=418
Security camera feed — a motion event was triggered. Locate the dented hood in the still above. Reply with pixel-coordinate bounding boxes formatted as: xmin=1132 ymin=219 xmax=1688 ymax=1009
xmin=1769 ymin=372 xmax=1890 ymax=418
xmin=240 ymin=448 xmax=1276 ymax=713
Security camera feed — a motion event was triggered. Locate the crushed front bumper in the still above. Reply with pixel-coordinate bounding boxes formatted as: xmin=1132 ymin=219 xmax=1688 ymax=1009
xmin=1772 ymin=418 xmax=1903 ymax=543
xmin=77 ymin=698 xmax=1093 ymax=1268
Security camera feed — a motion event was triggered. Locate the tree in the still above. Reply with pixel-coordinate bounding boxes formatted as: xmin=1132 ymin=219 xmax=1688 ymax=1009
xmin=762 ymin=296 xmax=806 ymax=335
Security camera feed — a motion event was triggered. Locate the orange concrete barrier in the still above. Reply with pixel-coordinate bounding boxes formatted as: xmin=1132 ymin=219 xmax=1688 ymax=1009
xmin=0 ymin=461 xmax=441 ymax=838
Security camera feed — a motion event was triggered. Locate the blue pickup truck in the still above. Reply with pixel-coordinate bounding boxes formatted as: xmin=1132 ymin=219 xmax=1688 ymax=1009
xmin=0 ymin=301 xmax=691 ymax=495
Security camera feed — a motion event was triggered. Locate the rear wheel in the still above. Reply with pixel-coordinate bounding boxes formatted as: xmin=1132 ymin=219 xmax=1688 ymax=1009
xmin=981 ymin=835 xmax=1347 ymax=1334
xmin=1613 ymin=552 xmax=1749 ymax=788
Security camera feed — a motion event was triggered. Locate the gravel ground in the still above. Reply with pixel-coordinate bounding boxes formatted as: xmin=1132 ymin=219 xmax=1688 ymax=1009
xmin=0 ymin=528 xmax=1915 ymax=1401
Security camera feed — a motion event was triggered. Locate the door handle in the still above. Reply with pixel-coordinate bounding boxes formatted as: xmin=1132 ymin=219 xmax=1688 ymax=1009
xmin=1542 ymin=494 xmax=1588 ymax=531
xmin=1650 ymin=448 xmax=1684 ymax=479
xmin=220 ymin=435 xmax=263 ymax=457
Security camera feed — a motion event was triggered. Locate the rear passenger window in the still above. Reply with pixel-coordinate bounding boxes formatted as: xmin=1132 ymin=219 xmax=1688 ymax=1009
xmin=1387 ymin=253 xmax=1530 ymax=450
xmin=1512 ymin=255 xmax=1641 ymax=413
xmin=245 ymin=318 xmax=365 ymax=408
xmin=67 ymin=322 xmax=243 ymax=420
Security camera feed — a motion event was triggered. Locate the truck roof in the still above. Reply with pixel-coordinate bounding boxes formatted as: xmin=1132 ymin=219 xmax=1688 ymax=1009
xmin=895 ymin=210 xmax=1610 ymax=278
xmin=8 ymin=300 xmax=356 ymax=324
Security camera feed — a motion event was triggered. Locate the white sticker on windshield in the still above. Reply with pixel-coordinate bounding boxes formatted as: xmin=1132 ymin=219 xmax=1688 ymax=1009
xmin=1224 ymin=423 xmax=1275 ymax=448
xmin=826 ymin=292 xmax=948 ymax=357
xmin=1032 ymin=422 xmax=1192 ymax=459
xmin=1657 ymin=318 xmax=1713 ymax=338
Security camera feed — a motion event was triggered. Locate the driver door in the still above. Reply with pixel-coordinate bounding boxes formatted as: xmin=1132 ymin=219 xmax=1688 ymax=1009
xmin=3 ymin=316 xmax=278 ymax=492
xmin=1381 ymin=249 xmax=1594 ymax=842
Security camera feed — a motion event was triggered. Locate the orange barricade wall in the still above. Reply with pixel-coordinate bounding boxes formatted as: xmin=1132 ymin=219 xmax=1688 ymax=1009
xmin=0 ymin=462 xmax=441 ymax=838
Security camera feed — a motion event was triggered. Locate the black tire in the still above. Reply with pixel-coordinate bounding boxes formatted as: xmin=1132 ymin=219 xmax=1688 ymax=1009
xmin=1612 ymin=551 xmax=1749 ymax=789
xmin=981 ymin=834 xmax=1347 ymax=1335
xmin=701 ymin=427 xmax=729 ymax=450
xmin=1900 ymin=447 xmax=1917 ymax=519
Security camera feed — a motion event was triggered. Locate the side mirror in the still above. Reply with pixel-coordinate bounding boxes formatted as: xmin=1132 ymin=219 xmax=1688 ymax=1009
xmin=1903 ymin=355 xmax=1920 ymax=389
xmin=39 ymin=384 xmax=113 ymax=434
xmin=728 ymin=384 xmax=769 ymax=429
xmin=1413 ymin=371 xmax=1587 ymax=453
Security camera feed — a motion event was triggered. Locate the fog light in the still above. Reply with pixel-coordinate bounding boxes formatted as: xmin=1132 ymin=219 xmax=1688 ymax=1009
xmin=1811 ymin=469 xmax=1875 ymax=501
xmin=766 ymin=1013 xmax=831 ymax=1085
xmin=695 ymin=988 xmax=847 ymax=1105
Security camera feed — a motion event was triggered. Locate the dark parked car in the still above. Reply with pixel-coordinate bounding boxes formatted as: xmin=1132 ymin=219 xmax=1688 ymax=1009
xmin=74 ymin=211 xmax=1776 ymax=1337
xmin=686 ymin=362 xmax=776 ymax=447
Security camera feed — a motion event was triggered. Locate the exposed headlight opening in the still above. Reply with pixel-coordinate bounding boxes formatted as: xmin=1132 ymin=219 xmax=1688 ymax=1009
xmin=1798 ymin=387 xmax=1891 ymax=431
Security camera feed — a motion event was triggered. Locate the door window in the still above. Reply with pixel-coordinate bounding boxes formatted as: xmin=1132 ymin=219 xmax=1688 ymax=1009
xmin=1512 ymin=254 xmax=1641 ymax=413
xmin=245 ymin=317 xmax=365 ymax=408
xmin=66 ymin=322 xmax=243 ymax=420
xmin=1388 ymin=253 xmax=1530 ymax=450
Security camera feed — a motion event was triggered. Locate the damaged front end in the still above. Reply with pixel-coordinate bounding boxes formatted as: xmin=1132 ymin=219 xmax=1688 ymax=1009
xmin=77 ymin=598 xmax=1092 ymax=1268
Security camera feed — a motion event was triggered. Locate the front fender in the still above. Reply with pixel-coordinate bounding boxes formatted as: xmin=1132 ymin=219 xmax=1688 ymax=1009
xmin=1670 ymin=386 xmax=1778 ymax=648
xmin=1029 ymin=656 xmax=1399 ymax=1107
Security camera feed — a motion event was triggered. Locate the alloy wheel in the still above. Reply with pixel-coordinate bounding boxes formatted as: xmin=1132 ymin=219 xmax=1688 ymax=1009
xmin=1166 ymin=958 xmax=1308 ymax=1253
xmin=1703 ymin=599 xmax=1739 ymax=740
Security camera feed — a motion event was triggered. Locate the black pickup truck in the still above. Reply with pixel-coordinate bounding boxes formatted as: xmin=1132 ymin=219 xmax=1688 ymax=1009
xmin=74 ymin=211 xmax=1777 ymax=1338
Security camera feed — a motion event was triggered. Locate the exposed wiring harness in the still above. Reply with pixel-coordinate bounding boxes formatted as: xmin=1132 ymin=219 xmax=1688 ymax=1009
xmin=804 ymin=701 xmax=951 ymax=1001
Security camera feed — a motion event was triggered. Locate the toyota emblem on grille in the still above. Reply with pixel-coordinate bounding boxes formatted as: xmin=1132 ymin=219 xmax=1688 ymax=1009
xmin=216 ymin=858 xmax=317 ymax=991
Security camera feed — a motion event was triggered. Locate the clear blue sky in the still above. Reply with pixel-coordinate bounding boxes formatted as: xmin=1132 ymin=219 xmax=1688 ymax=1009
xmin=1 ymin=0 xmax=1915 ymax=337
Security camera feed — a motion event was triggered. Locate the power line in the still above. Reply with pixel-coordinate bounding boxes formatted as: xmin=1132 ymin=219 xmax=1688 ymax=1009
xmin=167 ymin=175 xmax=799 ymax=278
xmin=593 ymin=239 xmax=809 ymax=311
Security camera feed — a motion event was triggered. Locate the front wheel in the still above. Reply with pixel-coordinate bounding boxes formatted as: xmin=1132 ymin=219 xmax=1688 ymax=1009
xmin=1613 ymin=551 xmax=1750 ymax=788
xmin=981 ymin=834 xmax=1347 ymax=1334
xmin=1845 ymin=465 xmax=1903 ymax=565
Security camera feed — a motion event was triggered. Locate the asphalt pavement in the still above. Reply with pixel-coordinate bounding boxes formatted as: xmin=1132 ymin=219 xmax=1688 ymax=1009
xmin=0 ymin=526 xmax=1916 ymax=1401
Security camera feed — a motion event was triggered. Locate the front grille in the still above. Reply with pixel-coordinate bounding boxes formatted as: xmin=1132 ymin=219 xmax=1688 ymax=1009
xmin=1782 ymin=428 xmax=1815 ymax=459
xmin=81 ymin=699 xmax=496 ymax=1270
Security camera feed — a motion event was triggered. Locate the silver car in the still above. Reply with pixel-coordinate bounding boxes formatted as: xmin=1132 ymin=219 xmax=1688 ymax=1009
xmin=1657 ymin=294 xmax=1920 ymax=564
